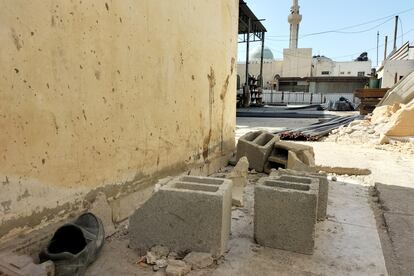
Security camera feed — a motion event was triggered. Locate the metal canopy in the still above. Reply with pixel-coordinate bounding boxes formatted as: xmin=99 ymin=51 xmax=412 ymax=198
xmin=238 ymin=0 xmax=267 ymax=42
xmin=238 ymin=0 xmax=267 ymax=107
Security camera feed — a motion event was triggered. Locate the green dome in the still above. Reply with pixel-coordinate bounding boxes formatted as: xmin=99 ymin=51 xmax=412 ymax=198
xmin=250 ymin=46 xmax=274 ymax=61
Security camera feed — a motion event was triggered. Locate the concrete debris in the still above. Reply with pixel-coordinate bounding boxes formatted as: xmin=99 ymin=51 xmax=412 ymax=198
xmin=236 ymin=131 xmax=278 ymax=172
xmin=146 ymin=252 xmax=158 ymax=265
xmin=155 ymin=257 xmax=168 ymax=268
xmin=89 ymin=192 xmax=116 ymax=237
xmin=379 ymin=134 xmax=390 ymax=145
xmin=168 ymin=252 xmax=179 ymax=261
xmin=0 ymin=252 xmax=54 ymax=276
xmin=254 ymin=177 xmax=318 ymax=254
xmin=326 ymin=99 xmax=414 ymax=155
xmin=146 ymin=245 xmax=170 ymax=265
xmin=315 ymin=166 xmax=371 ymax=176
xmin=264 ymin=140 xmax=315 ymax=173
xmin=166 ymin=260 xmax=191 ymax=276
xmin=227 ymin=157 xmax=249 ymax=206
xmin=183 ymin=252 xmax=214 ymax=269
xmin=129 ymin=176 xmax=232 ymax=257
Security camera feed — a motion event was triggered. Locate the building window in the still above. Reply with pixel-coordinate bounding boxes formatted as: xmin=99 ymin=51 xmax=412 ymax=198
xmin=340 ymin=72 xmax=345 ymax=75
xmin=357 ymin=71 xmax=365 ymax=77
xmin=347 ymin=71 xmax=351 ymax=75
xmin=321 ymin=71 xmax=330 ymax=75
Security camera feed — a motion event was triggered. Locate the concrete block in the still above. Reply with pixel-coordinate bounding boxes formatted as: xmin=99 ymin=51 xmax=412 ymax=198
xmin=0 ymin=252 xmax=54 ymax=276
xmin=254 ymin=177 xmax=318 ymax=254
xmin=274 ymin=169 xmax=329 ymax=221
xmin=227 ymin=157 xmax=249 ymax=207
xmin=236 ymin=131 xmax=278 ymax=172
xmin=264 ymin=141 xmax=315 ymax=173
xmin=129 ymin=176 xmax=232 ymax=257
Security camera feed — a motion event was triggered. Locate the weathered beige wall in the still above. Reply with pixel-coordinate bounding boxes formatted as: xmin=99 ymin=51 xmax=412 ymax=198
xmin=0 ymin=0 xmax=238 ymax=240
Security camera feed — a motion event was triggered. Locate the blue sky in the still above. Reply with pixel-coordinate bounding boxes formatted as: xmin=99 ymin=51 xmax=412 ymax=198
xmin=238 ymin=0 xmax=414 ymax=64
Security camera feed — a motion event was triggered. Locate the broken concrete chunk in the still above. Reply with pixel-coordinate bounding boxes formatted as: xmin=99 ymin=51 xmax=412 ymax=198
xmin=0 ymin=252 xmax=55 ymax=276
xmin=287 ymin=151 xmax=315 ymax=172
xmin=236 ymin=131 xmax=278 ymax=172
xmin=264 ymin=140 xmax=315 ymax=173
xmin=166 ymin=260 xmax=191 ymax=276
xmin=146 ymin=245 xmax=170 ymax=264
xmin=228 ymin=157 xmax=249 ymax=207
xmin=89 ymin=192 xmax=116 ymax=237
xmin=379 ymin=134 xmax=390 ymax=145
xmin=168 ymin=252 xmax=179 ymax=261
xmin=183 ymin=252 xmax=214 ymax=269
xmin=155 ymin=257 xmax=168 ymax=268
xmin=129 ymin=176 xmax=232 ymax=257
xmin=146 ymin=251 xmax=158 ymax=265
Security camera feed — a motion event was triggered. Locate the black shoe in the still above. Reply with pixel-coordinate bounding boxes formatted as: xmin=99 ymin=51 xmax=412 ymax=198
xmin=40 ymin=213 xmax=105 ymax=276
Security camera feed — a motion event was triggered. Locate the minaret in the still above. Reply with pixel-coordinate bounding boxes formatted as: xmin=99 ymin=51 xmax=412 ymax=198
xmin=288 ymin=0 xmax=302 ymax=49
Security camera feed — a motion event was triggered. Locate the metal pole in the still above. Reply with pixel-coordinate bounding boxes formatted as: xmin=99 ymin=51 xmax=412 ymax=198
xmin=245 ymin=18 xmax=251 ymax=87
xmin=393 ymin=16 xmax=399 ymax=51
xmin=376 ymin=31 xmax=379 ymax=67
xmin=259 ymin=32 xmax=265 ymax=88
xmin=384 ymin=36 xmax=388 ymax=61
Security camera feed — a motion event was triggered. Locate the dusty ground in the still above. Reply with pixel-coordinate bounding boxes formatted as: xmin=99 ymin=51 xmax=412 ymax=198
xmin=86 ymin=114 xmax=410 ymax=275
xmin=237 ymin=116 xmax=414 ymax=275
xmin=87 ymin=168 xmax=387 ymax=276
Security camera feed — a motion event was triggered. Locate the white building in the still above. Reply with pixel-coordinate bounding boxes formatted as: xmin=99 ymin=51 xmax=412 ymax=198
xmin=377 ymin=41 xmax=414 ymax=88
xmin=312 ymin=56 xmax=371 ymax=77
xmin=237 ymin=0 xmax=372 ymax=92
xmin=237 ymin=48 xmax=372 ymax=90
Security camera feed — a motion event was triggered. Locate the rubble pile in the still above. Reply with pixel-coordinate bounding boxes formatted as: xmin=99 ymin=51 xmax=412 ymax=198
xmin=326 ymin=99 xmax=414 ymax=155
xmin=137 ymin=245 xmax=214 ymax=276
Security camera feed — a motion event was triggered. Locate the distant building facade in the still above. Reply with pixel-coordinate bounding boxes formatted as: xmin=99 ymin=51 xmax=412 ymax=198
xmin=237 ymin=0 xmax=372 ymax=94
xmin=377 ymin=41 xmax=414 ymax=88
xmin=237 ymin=48 xmax=371 ymax=93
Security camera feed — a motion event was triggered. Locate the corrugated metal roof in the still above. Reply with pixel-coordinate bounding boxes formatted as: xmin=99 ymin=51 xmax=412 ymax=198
xmin=238 ymin=0 xmax=267 ymax=35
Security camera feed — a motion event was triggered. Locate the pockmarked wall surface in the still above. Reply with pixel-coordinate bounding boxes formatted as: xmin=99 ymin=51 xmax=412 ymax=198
xmin=0 ymin=0 xmax=238 ymax=240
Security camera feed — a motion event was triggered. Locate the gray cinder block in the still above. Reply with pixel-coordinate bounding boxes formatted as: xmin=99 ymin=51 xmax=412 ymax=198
xmin=236 ymin=131 xmax=278 ymax=172
xmin=129 ymin=176 xmax=232 ymax=257
xmin=264 ymin=140 xmax=315 ymax=173
xmin=254 ymin=177 xmax=318 ymax=254
xmin=274 ymin=169 xmax=329 ymax=221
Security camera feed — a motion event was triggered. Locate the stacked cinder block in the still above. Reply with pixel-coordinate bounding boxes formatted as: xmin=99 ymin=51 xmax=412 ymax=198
xmin=264 ymin=140 xmax=315 ymax=173
xmin=129 ymin=176 xmax=232 ymax=257
xmin=254 ymin=176 xmax=319 ymax=255
xmin=273 ymin=169 xmax=329 ymax=221
xmin=236 ymin=131 xmax=278 ymax=172
xmin=0 ymin=252 xmax=54 ymax=276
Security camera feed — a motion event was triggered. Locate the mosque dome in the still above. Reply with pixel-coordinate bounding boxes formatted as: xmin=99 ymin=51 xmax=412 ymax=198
xmin=249 ymin=46 xmax=274 ymax=61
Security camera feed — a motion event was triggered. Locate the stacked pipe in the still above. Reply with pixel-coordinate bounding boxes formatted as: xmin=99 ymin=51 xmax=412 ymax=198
xmin=277 ymin=115 xmax=362 ymax=141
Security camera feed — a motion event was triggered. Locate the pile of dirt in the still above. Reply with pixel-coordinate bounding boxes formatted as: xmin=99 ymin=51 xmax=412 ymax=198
xmin=325 ymin=99 xmax=414 ymax=155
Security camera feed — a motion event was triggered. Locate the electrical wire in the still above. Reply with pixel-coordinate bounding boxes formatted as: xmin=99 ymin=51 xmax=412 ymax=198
xmin=266 ymin=7 xmax=414 ymax=40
